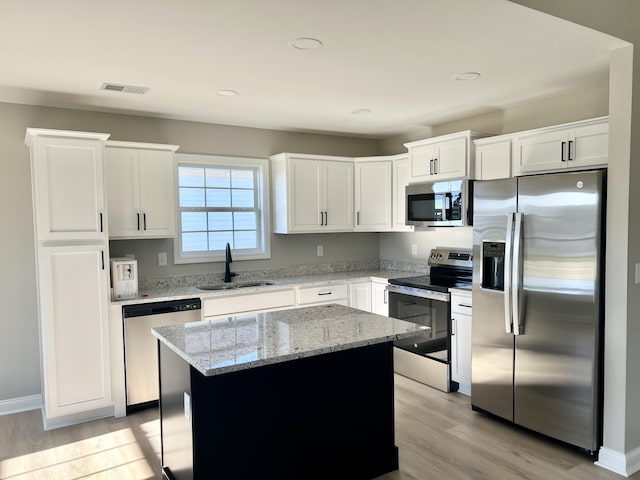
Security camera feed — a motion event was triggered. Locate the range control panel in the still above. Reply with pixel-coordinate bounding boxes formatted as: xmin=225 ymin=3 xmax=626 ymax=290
xmin=428 ymin=248 xmax=473 ymax=267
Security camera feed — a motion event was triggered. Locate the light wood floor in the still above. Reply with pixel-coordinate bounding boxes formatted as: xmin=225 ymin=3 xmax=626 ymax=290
xmin=0 ymin=375 xmax=636 ymax=479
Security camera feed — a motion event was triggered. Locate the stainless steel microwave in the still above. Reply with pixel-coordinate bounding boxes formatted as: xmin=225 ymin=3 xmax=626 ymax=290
xmin=406 ymin=179 xmax=473 ymax=227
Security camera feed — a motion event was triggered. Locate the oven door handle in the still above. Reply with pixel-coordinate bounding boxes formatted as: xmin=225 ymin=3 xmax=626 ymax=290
xmin=386 ymin=285 xmax=450 ymax=302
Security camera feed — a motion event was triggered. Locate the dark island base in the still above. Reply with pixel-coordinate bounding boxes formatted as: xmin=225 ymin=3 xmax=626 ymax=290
xmin=159 ymin=341 xmax=399 ymax=480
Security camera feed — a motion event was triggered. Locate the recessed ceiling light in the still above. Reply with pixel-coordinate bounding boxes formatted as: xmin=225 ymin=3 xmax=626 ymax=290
xmin=453 ymin=72 xmax=481 ymax=81
xmin=290 ymin=37 xmax=323 ymax=50
xmin=216 ymin=89 xmax=238 ymax=97
xmin=351 ymin=108 xmax=372 ymax=116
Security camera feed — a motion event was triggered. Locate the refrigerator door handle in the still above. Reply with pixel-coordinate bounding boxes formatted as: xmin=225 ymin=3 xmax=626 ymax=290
xmin=512 ymin=212 xmax=524 ymax=335
xmin=504 ymin=212 xmax=514 ymax=334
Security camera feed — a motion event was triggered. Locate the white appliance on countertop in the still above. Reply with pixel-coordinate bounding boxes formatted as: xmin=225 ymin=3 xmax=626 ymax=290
xmin=111 ymin=258 xmax=138 ymax=300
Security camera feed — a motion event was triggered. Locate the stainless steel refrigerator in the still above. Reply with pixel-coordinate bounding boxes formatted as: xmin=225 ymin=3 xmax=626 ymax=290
xmin=471 ymin=169 xmax=605 ymax=454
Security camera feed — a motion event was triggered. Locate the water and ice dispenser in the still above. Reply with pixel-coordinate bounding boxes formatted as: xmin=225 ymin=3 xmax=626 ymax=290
xmin=481 ymin=241 xmax=505 ymax=291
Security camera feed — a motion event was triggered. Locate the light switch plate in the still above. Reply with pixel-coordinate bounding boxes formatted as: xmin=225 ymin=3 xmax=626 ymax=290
xmin=411 ymin=244 xmax=418 ymax=256
xmin=317 ymin=245 xmax=323 ymax=256
xmin=158 ymin=252 xmax=167 ymax=266
xmin=635 ymin=263 xmax=640 ymax=284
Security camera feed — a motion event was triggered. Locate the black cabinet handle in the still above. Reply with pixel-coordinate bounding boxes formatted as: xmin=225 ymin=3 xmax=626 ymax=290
xmin=143 ymin=213 xmax=147 ymax=230
xmin=357 ymin=211 xmax=360 ymax=225
xmin=101 ymin=251 xmax=105 ymax=270
xmin=137 ymin=213 xmax=140 ymax=231
xmin=99 ymin=213 xmax=103 ymax=232
xmin=568 ymin=140 xmax=573 ymax=161
xmin=324 ymin=211 xmax=328 ymax=226
xmin=561 ymin=141 xmax=567 ymax=161
xmin=430 ymin=158 xmax=434 ymax=175
xmin=434 ymin=158 xmax=438 ymax=174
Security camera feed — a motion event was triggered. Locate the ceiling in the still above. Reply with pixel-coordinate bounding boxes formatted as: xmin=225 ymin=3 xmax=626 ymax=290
xmin=0 ymin=0 xmax=628 ymax=138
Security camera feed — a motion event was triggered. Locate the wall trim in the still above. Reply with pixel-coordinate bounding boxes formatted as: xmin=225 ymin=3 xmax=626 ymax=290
xmin=0 ymin=394 xmax=42 ymax=416
xmin=596 ymin=445 xmax=640 ymax=477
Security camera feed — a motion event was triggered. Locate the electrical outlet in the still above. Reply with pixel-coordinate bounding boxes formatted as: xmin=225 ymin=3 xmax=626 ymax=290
xmin=317 ymin=245 xmax=324 ymax=256
xmin=158 ymin=252 xmax=167 ymax=266
xmin=411 ymin=244 xmax=418 ymax=256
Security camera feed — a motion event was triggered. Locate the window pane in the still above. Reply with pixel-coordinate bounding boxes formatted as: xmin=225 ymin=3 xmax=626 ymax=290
xmin=234 ymin=230 xmax=257 ymax=249
xmin=209 ymin=231 xmax=233 ymax=250
xmin=232 ymin=189 xmax=254 ymax=208
xmin=179 ymin=167 xmax=205 ymax=187
xmin=182 ymin=212 xmax=206 ymax=232
xmin=180 ymin=187 xmax=205 ymax=207
xmin=234 ymin=212 xmax=256 ymax=230
xmin=208 ymin=212 xmax=233 ymax=231
xmin=206 ymin=168 xmax=230 ymax=188
xmin=182 ymin=232 xmax=208 ymax=251
xmin=231 ymin=169 xmax=254 ymax=189
xmin=206 ymin=188 xmax=231 ymax=207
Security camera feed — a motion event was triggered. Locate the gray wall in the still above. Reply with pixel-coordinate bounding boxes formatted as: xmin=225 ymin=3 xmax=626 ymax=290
xmin=0 ymin=101 xmax=381 ymax=401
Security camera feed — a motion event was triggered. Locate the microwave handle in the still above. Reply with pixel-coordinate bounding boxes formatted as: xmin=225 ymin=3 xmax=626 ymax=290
xmin=442 ymin=193 xmax=452 ymax=220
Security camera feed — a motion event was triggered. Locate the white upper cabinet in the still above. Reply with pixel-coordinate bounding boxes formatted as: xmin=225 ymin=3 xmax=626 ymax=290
xmin=354 ymin=158 xmax=392 ymax=231
xmin=271 ymin=153 xmax=354 ymax=233
xmin=513 ymin=117 xmax=608 ymax=175
xmin=474 ymin=138 xmax=512 ymax=180
xmin=391 ymin=154 xmax=414 ymax=231
xmin=105 ymin=141 xmax=179 ymax=239
xmin=25 ymin=129 xmax=110 ymax=243
xmin=405 ymin=131 xmax=485 ymax=182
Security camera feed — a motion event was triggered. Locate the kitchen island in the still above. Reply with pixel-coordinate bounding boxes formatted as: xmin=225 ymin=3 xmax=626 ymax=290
xmin=152 ymin=303 xmax=429 ymax=480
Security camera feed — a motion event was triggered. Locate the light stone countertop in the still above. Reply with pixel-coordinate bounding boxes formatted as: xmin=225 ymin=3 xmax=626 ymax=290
xmin=111 ymin=269 xmax=420 ymax=306
xmin=152 ymin=303 xmax=429 ymax=377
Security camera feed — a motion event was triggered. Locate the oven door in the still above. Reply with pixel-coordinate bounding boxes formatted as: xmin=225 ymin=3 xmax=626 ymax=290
xmin=387 ymin=285 xmax=451 ymax=363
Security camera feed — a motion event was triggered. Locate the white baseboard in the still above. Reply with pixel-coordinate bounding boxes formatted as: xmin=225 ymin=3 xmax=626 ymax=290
xmin=0 ymin=394 xmax=42 ymax=416
xmin=42 ymin=405 xmax=115 ymax=431
xmin=596 ymin=445 xmax=640 ymax=477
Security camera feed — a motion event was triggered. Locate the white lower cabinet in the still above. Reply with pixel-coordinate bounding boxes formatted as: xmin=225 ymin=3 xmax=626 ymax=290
xmin=349 ymin=281 xmax=372 ymax=312
xmin=203 ymin=289 xmax=295 ymax=318
xmin=450 ymin=290 xmax=472 ymax=396
xmin=39 ymin=245 xmax=112 ymax=422
xmin=371 ymin=280 xmax=389 ymax=316
xmin=297 ymin=283 xmax=349 ymax=306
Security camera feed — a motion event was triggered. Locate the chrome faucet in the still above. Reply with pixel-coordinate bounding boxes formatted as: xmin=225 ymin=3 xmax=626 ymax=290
xmin=224 ymin=242 xmax=236 ymax=283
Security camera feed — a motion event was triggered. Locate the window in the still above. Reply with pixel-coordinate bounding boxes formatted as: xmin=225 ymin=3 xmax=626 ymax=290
xmin=174 ymin=153 xmax=270 ymax=264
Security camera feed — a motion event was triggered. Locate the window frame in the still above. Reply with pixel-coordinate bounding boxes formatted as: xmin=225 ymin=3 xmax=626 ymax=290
xmin=173 ymin=153 xmax=271 ymax=264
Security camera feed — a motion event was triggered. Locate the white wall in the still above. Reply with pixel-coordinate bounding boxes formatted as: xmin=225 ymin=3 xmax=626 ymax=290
xmin=0 ymin=101 xmax=381 ymax=402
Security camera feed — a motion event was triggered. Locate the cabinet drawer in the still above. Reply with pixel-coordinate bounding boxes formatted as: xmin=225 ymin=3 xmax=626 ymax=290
xmin=297 ymin=283 xmax=349 ymax=305
xmin=451 ymin=293 xmax=472 ymax=316
xmin=203 ymin=289 xmax=295 ymax=317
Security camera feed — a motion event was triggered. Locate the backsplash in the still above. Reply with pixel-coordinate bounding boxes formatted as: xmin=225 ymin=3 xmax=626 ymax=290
xmin=140 ymin=260 xmax=371 ymax=290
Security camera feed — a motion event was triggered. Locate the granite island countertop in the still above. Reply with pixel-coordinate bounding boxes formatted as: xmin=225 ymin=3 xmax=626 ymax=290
xmin=152 ymin=303 xmax=429 ymax=377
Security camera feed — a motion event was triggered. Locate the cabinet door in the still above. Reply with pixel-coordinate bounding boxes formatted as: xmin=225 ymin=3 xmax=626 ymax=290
xmin=324 ymin=161 xmax=354 ymax=231
xmin=569 ymin=122 xmax=608 ymax=168
xmin=371 ymin=281 xmax=389 ymax=316
xmin=139 ymin=149 xmax=176 ymax=237
xmin=515 ymin=130 xmax=568 ymax=174
xmin=39 ymin=245 xmax=111 ymax=418
xmin=475 ymin=141 xmax=511 ymax=180
xmin=105 ymin=147 xmax=141 ymax=238
xmin=32 ymin=137 xmax=106 ymax=242
xmin=289 ymin=158 xmax=323 ymax=231
xmin=410 ymin=142 xmax=437 ymax=179
xmin=349 ymin=281 xmax=372 ymax=312
xmin=392 ymin=156 xmax=413 ymax=231
xmin=355 ymin=161 xmax=392 ymax=231
xmin=435 ymin=137 xmax=467 ymax=179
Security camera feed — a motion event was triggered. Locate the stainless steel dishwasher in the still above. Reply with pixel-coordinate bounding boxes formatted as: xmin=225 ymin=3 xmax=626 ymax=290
xmin=122 ymin=298 xmax=202 ymax=412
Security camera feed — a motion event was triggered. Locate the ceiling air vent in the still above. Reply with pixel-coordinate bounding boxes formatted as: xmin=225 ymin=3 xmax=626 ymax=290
xmin=100 ymin=82 xmax=149 ymax=94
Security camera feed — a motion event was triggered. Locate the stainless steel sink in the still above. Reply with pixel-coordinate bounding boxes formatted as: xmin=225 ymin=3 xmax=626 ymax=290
xmin=197 ymin=281 xmax=276 ymax=291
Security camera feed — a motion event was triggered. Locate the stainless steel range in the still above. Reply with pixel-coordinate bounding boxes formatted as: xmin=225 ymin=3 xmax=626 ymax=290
xmin=387 ymin=247 xmax=472 ymax=392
